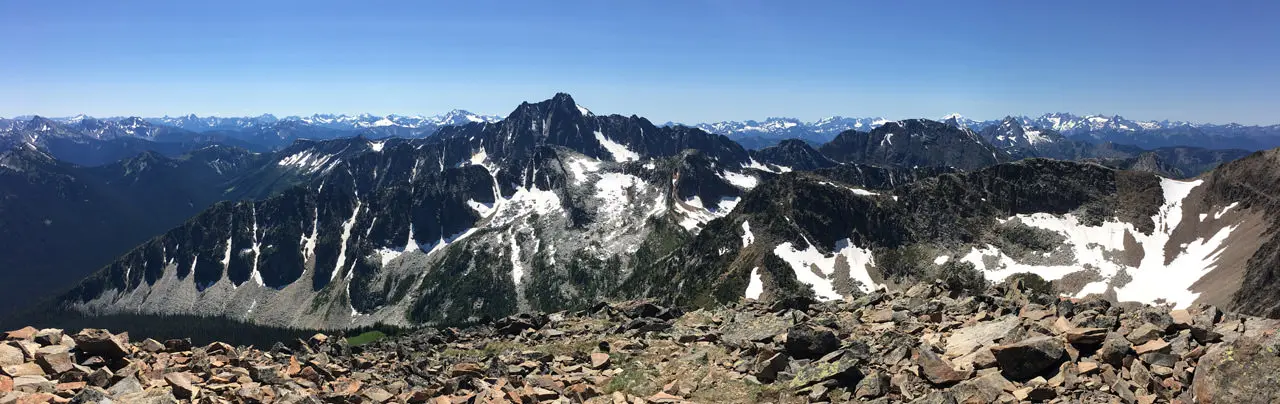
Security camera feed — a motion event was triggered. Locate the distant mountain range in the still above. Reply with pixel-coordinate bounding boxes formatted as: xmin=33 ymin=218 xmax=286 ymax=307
xmin=6 ymin=110 xmax=1280 ymax=158
xmin=685 ymin=113 xmax=1280 ymax=151
xmin=10 ymin=110 xmax=502 ymax=133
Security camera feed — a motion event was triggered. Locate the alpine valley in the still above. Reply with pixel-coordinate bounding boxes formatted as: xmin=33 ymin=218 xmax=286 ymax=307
xmin=4 ymin=94 xmax=1280 ymax=333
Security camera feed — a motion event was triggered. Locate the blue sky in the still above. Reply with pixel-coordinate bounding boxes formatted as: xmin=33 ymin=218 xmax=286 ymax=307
xmin=4 ymin=0 xmax=1278 ymax=124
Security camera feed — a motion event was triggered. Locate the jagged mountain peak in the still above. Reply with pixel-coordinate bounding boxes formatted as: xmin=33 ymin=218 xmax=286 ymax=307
xmin=980 ymin=117 xmax=1065 ymax=151
xmin=749 ymin=138 xmax=836 ymax=171
xmin=24 ymin=116 xmax=58 ymax=130
xmin=818 ymin=118 xmax=1006 ymax=170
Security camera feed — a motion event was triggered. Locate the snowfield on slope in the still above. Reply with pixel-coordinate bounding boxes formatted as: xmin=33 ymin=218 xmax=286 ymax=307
xmin=772 ymin=237 xmax=879 ymax=301
xmin=957 ymin=178 xmax=1239 ymax=309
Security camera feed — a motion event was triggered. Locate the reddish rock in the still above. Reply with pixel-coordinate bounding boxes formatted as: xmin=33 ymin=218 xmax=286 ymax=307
xmin=914 ymin=348 xmax=970 ymax=385
xmin=1134 ymin=339 xmax=1171 ymax=355
xmin=164 ymin=372 xmax=200 ymax=399
xmin=14 ymin=393 xmax=58 ymax=404
xmin=285 ymin=356 xmax=301 ymax=376
xmin=36 ymin=352 xmax=74 ymax=375
xmin=330 ymin=378 xmax=362 ymax=396
xmin=449 ymin=362 xmax=483 ymax=377
xmin=54 ymin=381 xmax=86 ymax=391
xmin=71 ymin=330 xmax=130 ymax=359
xmin=589 ymin=353 xmax=611 ymax=369
xmin=2 ymin=362 xmax=44 ymax=377
xmin=4 ymin=327 xmax=37 ymax=341
xmin=1066 ymin=327 xmax=1108 ymax=345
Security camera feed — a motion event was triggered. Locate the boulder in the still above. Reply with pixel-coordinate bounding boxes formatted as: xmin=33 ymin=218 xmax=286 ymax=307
xmin=1 ymin=363 xmax=43 ymax=377
xmin=854 ymin=370 xmax=889 ymax=399
xmin=783 ymin=325 xmax=839 ymax=360
xmin=944 ymin=316 xmax=1020 ymax=357
xmin=948 ymin=372 xmax=1014 ymax=403
xmin=162 ymin=339 xmax=192 ymax=352
xmin=494 ymin=313 xmax=549 ymax=335
xmin=163 ymin=372 xmax=199 ymax=399
xmin=68 ymin=386 xmax=113 ymax=404
xmin=1065 ymin=327 xmax=1108 ymax=345
xmin=35 ymin=352 xmax=73 ymax=375
xmin=753 ymin=352 xmax=789 ymax=383
xmin=1191 ymin=335 xmax=1280 ymax=403
xmin=31 ymin=330 xmax=61 ymax=347
xmin=71 ymin=330 xmax=129 ymax=359
xmin=589 ymin=353 xmax=610 ymax=369
xmin=0 ymin=346 xmax=21 ymax=367
xmin=3 ymin=328 xmax=36 ymax=341
xmin=106 ymin=376 xmax=143 ymax=396
xmin=914 ymin=348 xmax=969 ymax=385
xmin=249 ymin=365 xmax=284 ymax=384
xmin=1127 ymin=323 xmax=1164 ymax=345
xmin=138 ymin=339 xmax=165 ymax=353
xmin=990 ymin=336 xmax=1065 ymax=381
xmin=788 ymin=352 xmax=861 ymax=389
xmin=1096 ymin=332 xmax=1131 ymax=367
xmin=11 ymin=376 xmax=53 ymax=394
xmin=1133 ymin=339 xmax=1170 ymax=355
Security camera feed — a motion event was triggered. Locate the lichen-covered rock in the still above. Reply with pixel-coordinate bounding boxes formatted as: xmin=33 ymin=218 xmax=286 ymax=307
xmin=1192 ymin=334 xmax=1280 ymax=403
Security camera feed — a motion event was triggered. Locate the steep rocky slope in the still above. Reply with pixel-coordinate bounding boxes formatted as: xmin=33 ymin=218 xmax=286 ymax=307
xmin=1196 ymin=148 xmax=1280 ymax=317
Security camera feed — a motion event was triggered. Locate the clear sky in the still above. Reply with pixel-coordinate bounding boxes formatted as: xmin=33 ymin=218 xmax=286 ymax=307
xmin=4 ymin=0 xmax=1278 ymax=124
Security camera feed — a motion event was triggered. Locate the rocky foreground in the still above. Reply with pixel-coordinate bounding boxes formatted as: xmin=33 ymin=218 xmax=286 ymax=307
xmin=4 ymin=280 xmax=1280 ymax=403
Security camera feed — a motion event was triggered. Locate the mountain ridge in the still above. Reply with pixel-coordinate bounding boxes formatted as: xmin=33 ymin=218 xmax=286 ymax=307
xmin=33 ymin=93 xmax=1280 ymax=332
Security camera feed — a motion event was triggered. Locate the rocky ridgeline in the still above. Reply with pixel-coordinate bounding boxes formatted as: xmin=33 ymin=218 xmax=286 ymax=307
xmin=3 ymin=280 xmax=1280 ymax=403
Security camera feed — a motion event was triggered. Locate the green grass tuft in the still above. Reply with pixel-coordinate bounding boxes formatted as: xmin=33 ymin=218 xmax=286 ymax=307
xmin=345 ymin=330 xmax=386 ymax=346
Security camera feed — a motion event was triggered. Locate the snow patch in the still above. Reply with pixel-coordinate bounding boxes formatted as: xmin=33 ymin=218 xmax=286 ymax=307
xmin=745 ymin=267 xmax=764 ymax=300
xmin=277 ymin=151 xmax=338 ymax=174
xmin=721 ymin=171 xmax=759 ymax=190
xmin=594 ymin=173 xmax=643 ymax=225
xmin=1215 ymin=202 xmax=1240 ymax=220
xmin=509 ymin=233 xmax=524 ymax=285
xmin=331 ymin=201 xmax=362 ymax=282
xmin=566 ymin=157 xmax=603 ymax=185
xmin=248 ymin=206 xmax=264 ymax=287
xmin=741 ymin=220 xmax=755 ymax=247
xmin=819 ymin=181 xmax=878 ymax=196
xmin=466 ymin=199 xmax=495 ymax=216
xmin=369 ymin=140 xmax=385 ymax=152
xmin=772 ymin=238 xmax=879 ymax=301
xmin=743 ymin=158 xmax=792 ymax=174
xmin=594 ymin=131 xmax=640 ymax=162
xmin=220 ymin=234 xmax=232 ymax=271
xmin=469 ymin=146 xmax=488 ymax=166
